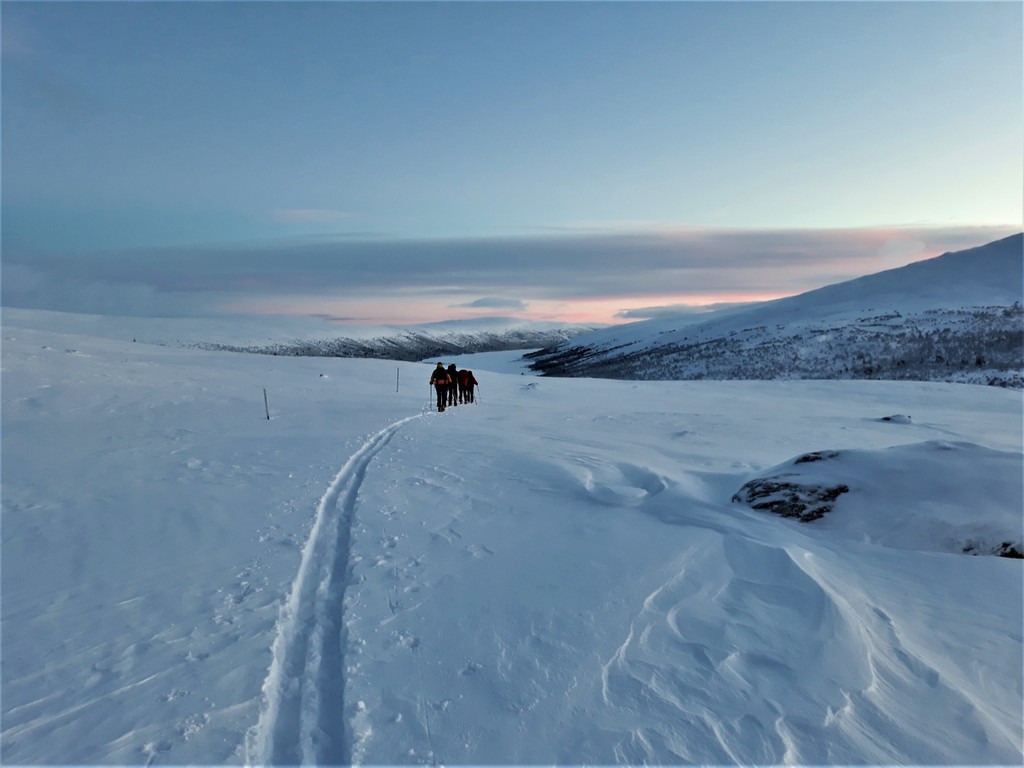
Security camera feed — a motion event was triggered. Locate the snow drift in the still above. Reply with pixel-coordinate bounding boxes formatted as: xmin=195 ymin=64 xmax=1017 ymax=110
xmin=733 ymin=440 xmax=1023 ymax=556
xmin=1 ymin=309 xmax=1021 ymax=765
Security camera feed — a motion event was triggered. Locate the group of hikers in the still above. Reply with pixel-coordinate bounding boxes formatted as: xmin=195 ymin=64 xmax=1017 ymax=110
xmin=429 ymin=363 xmax=479 ymax=412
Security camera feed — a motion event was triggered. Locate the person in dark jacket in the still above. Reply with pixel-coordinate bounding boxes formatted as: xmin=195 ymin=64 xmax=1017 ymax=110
xmin=457 ymin=369 xmax=479 ymax=403
xmin=446 ymin=363 xmax=459 ymax=407
xmin=429 ymin=363 xmax=450 ymax=412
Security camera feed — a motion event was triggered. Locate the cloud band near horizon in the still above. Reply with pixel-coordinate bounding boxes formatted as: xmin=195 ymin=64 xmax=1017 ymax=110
xmin=2 ymin=225 xmax=1019 ymax=323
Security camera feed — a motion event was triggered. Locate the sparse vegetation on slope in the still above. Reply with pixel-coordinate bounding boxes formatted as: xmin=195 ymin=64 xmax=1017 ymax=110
xmin=529 ymin=304 xmax=1024 ymax=387
xmin=197 ymin=326 xmax=596 ymax=362
xmin=529 ymin=235 xmax=1024 ymax=387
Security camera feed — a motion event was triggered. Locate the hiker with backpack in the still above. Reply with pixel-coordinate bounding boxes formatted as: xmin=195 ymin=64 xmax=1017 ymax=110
xmin=429 ymin=363 xmax=451 ymax=412
xmin=446 ymin=363 xmax=460 ymax=407
xmin=458 ymin=369 xmax=479 ymax=403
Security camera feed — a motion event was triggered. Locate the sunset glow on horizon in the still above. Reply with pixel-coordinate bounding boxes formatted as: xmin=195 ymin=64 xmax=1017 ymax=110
xmin=2 ymin=3 xmax=1020 ymax=323
xmin=220 ymin=293 xmax=795 ymax=328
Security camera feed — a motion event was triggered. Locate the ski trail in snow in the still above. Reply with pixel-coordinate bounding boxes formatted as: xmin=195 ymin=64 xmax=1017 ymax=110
xmin=245 ymin=415 xmax=421 ymax=766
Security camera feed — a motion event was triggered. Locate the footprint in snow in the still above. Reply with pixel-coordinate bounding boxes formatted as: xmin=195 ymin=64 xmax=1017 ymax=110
xmin=177 ymin=713 xmax=210 ymax=740
xmin=391 ymin=630 xmax=420 ymax=650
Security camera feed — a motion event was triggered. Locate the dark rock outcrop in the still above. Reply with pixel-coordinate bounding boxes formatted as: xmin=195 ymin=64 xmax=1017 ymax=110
xmin=732 ymin=475 xmax=850 ymax=522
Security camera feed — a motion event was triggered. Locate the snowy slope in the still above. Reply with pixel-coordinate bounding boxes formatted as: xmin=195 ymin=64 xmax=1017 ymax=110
xmin=0 ymin=308 xmax=596 ymax=363
xmin=1 ymin=309 xmax=1022 ymax=765
xmin=530 ymin=233 xmax=1024 ymax=384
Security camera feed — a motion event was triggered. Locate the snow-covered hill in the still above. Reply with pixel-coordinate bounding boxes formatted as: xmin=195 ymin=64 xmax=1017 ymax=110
xmin=199 ymin=321 xmax=597 ymax=363
xmin=529 ymin=233 xmax=1024 ymax=386
xmin=0 ymin=308 xmax=598 ymax=363
xmin=1 ymin=308 xmax=1021 ymax=765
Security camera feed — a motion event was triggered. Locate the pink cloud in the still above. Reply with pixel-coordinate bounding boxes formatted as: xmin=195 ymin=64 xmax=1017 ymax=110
xmin=16 ymin=223 xmax=1015 ymax=325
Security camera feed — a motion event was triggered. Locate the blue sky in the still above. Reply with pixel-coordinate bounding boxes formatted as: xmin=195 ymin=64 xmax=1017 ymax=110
xmin=2 ymin=1 xmax=1021 ymax=324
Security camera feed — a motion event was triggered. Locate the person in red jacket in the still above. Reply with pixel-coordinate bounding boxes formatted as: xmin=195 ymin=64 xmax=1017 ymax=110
xmin=429 ymin=363 xmax=450 ymax=412
xmin=457 ymin=369 xmax=479 ymax=403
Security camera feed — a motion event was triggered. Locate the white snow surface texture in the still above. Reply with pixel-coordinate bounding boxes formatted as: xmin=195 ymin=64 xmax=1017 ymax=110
xmin=2 ymin=310 xmax=1022 ymax=765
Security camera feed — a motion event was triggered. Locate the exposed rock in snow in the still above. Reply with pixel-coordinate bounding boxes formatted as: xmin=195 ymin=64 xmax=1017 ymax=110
xmin=880 ymin=414 xmax=912 ymax=423
xmin=732 ymin=441 xmax=1023 ymax=557
xmin=733 ymin=477 xmax=850 ymax=522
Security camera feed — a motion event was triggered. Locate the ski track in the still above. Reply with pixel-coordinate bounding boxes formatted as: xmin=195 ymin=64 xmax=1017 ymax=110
xmin=245 ymin=415 xmax=421 ymax=766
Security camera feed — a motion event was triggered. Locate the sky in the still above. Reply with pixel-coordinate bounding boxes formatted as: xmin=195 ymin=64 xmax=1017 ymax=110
xmin=2 ymin=1 xmax=1021 ymax=325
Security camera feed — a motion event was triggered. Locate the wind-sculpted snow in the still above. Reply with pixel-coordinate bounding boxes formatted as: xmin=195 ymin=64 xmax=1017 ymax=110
xmin=600 ymin=535 xmax=866 ymax=763
xmin=2 ymin=310 xmax=1021 ymax=765
xmin=600 ymin=535 xmax=1020 ymax=764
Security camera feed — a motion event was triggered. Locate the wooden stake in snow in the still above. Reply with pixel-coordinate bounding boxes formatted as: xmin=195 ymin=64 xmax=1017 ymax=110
xmin=263 ymin=388 xmax=270 ymax=420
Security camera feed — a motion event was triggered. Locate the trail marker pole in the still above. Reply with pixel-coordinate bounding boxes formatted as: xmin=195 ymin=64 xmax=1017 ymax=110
xmin=263 ymin=388 xmax=270 ymax=420
xmin=396 ymin=367 xmax=400 ymax=394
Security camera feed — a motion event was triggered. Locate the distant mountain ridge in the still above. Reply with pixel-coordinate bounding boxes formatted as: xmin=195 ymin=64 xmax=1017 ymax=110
xmin=198 ymin=322 xmax=598 ymax=362
xmin=0 ymin=308 xmax=599 ymax=362
xmin=528 ymin=233 xmax=1024 ymax=387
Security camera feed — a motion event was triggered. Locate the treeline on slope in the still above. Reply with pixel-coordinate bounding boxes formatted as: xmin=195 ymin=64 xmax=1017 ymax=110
xmin=197 ymin=328 xmax=591 ymax=363
xmin=528 ymin=304 xmax=1024 ymax=388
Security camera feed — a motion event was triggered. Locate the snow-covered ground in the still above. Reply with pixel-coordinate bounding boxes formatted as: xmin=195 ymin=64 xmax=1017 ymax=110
xmin=529 ymin=234 xmax=1024 ymax=385
xmin=2 ymin=309 xmax=1022 ymax=765
xmin=0 ymin=308 xmax=590 ymax=349
xmin=420 ymin=349 xmax=539 ymax=376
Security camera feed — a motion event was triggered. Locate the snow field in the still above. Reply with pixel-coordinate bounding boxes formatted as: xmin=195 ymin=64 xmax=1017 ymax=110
xmin=334 ymin=379 xmax=1022 ymax=764
xmin=2 ymin=312 xmax=1021 ymax=765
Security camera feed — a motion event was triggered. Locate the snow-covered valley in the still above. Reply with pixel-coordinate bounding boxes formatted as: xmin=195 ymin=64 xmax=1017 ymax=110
xmin=2 ymin=309 xmax=1021 ymax=765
